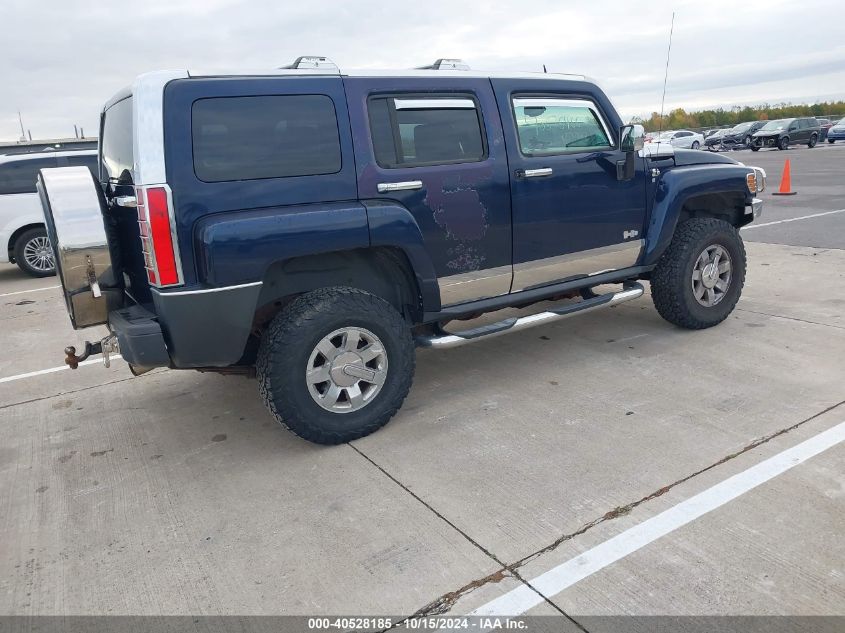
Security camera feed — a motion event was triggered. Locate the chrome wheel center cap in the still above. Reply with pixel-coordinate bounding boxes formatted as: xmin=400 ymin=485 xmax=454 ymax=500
xmin=329 ymin=352 xmax=365 ymax=387
xmin=702 ymin=262 xmax=719 ymax=288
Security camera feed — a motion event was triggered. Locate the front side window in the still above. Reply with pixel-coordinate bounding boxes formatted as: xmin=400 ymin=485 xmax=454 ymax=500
xmin=192 ymin=94 xmax=342 ymax=183
xmin=368 ymin=96 xmax=486 ymax=168
xmin=512 ymin=97 xmax=612 ymax=156
xmin=0 ymin=157 xmax=57 ymax=195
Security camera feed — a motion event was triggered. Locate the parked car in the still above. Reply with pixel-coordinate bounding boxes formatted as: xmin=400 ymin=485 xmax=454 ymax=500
xmin=816 ymin=118 xmax=832 ymax=141
xmin=0 ymin=149 xmax=97 ymax=276
xmin=703 ymin=128 xmax=728 ymax=150
xmin=36 ymin=57 xmax=765 ymax=444
xmin=750 ymin=117 xmax=821 ymax=151
xmin=646 ymin=129 xmax=705 ymax=150
xmin=826 ymin=117 xmax=845 ymax=143
xmin=721 ymin=120 xmax=767 ymax=149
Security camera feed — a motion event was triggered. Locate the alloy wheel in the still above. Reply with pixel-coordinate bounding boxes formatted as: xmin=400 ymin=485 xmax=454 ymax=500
xmin=691 ymin=244 xmax=732 ymax=307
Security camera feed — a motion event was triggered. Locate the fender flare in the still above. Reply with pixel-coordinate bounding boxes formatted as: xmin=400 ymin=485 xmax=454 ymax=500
xmin=363 ymin=200 xmax=441 ymax=313
xmin=643 ymin=164 xmax=752 ymax=267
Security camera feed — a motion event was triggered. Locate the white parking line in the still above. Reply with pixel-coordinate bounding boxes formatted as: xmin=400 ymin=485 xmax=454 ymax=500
xmin=470 ymin=420 xmax=845 ymax=617
xmin=0 ymin=355 xmax=122 ymax=384
xmin=0 ymin=285 xmax=61 ymax=298
xmin=743 ymin=208 xmax=845 ymax=229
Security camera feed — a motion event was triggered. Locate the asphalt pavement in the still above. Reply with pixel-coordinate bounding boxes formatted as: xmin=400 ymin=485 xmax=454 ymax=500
xmin=0 ymin=144 xmax=843 ymax=629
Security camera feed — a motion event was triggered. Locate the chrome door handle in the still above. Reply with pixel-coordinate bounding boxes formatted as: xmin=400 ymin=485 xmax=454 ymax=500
xmin=521 ymin=168 xmax=553 ymax=178
xmin=377 ymin=180 xmax=423 ymax=193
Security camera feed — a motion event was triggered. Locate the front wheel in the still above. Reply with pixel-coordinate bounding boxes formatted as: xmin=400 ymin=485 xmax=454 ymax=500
xmin=257 ymin=287 xmax=415 ymax=444
xmin=691 ymin=141 xmax=700 ymax=150
xmin=650 ymin=218 xmax=746 ymax=330
xmin=750 ymin=146 xmax=759 ymax=152
xmin=744 ymin=135 xmax=752 ymax=147
xmin=778 ymin=136 xmax=789 ymax=150
xmin=14 ymin=227 xmax=56 ymax=277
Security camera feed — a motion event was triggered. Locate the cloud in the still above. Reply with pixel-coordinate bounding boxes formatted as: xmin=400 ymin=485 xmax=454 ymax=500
xmin=1 ymin=0 xmax=842 ymax=141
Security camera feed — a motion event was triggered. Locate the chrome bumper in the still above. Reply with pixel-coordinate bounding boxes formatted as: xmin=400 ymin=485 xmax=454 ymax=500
xmin=747 ymin=197 xmax=763 ymax=219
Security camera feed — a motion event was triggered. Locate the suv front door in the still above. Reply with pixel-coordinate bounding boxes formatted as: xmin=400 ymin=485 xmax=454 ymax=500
xmin=492 ymin=80 xmax=648 ymax=291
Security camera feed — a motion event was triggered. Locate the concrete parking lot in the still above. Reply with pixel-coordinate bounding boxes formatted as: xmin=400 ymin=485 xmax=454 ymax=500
xmin=1 ymin=143 xmax=843 ymax=627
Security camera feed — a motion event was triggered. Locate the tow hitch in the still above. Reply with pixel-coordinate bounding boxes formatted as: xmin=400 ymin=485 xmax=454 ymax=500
xmin=64 ymin=335 xmax=119 ymax=369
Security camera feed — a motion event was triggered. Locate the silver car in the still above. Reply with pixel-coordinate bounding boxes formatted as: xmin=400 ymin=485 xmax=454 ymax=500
xmin=646 ymin=129 xmax=705 ymax=150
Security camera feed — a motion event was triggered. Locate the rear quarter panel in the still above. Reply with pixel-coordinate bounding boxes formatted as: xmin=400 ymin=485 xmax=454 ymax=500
xmin=162 ymin=76 xmax=358 ymax=286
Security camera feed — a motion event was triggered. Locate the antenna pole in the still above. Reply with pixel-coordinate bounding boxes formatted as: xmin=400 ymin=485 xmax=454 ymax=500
xmin=658 ymin=12 xmax=675 ymax=136
xmin=18 ymin=110 xmax=26 ymax=142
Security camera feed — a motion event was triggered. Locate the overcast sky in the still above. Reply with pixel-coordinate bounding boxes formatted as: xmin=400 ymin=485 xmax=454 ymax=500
xmin=2 ymin=0 xmax=843 ymax=141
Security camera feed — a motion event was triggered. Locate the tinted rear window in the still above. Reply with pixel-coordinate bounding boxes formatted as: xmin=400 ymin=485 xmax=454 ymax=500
xmin=101 ymin=97 xmax=134 ymax=183
xmin=368 ymin=96 xmax=485 ymax=168
xmin=191 ymin=95 xmax=342 ymax=182
xmin=0 ymin=156 xmax=57 ymax=195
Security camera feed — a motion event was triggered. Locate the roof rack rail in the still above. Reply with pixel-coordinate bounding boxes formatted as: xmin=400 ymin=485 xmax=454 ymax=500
xmin=280 ymin=56 xmax=338 ymax=71
xmin=416 ymin=58 xmax=470 ymax=71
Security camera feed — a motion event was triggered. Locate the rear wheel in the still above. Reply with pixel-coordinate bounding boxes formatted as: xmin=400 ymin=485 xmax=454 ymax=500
xmin=257 ymin=287 xmax=415 ymax=444
xmin=14 ymin=227 xmax=55 ymax=277
xmin=691 ymin=141 xmax=700 ymax=150
xmin=650 ymin=218 xmax=746 ymax=330
xmin=808 ymin=133 xmax=818 ymax=148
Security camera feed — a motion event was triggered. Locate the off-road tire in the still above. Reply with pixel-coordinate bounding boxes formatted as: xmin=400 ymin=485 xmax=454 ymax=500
xmin=257 ymin=287 xmax=415 ymax=444
xmin=808 ymin=133 xmax=818 ymax=148
xmin=14 ymin=227 xmax=55 ymax=277
xmin=650 ymin=218 xmax=746 ymax=330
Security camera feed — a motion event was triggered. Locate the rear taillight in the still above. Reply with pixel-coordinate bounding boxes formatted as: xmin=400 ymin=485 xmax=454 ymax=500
xmin=135 ymin=185 xmax=181 ymax=287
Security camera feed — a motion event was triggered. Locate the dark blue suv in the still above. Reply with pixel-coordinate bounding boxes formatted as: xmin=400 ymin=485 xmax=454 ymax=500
xmin=38 ymin=57 xmax=766 ymax=444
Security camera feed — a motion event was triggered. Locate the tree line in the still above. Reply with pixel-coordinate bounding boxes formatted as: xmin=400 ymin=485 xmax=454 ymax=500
xmin=633 ymin=101 xmax=845 ymax=132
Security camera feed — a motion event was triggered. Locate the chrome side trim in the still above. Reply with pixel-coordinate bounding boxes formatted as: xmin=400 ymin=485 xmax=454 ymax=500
xmin=131 ymin=70 xmax=189 ymax=185
xmin=394 ymin=98 xmax=475 ymax=110
xmin=512 ymin=241 xmax=643 ymax=292
xmin=152 ymin=281 xmax=262 ymax=297
xmin=438 ymin=266 xmax=512 ymax=306
xmin=417 ymin=283 xmax=644 ymax=349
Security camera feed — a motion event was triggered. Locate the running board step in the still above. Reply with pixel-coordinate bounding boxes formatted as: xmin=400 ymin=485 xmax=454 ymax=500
xmin=415 ymin=283 xmax=644 ymax=349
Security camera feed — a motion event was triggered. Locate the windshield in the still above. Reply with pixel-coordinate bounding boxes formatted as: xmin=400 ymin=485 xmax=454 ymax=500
xmin=732 ymin=122 xmax=753 ymax=132
xmin=759 ymin=119 xmax=790 ymax=131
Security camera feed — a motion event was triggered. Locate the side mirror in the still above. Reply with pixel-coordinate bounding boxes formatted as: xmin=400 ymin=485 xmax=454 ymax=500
xmin=620 ymin=124 xmax=645 ymax=153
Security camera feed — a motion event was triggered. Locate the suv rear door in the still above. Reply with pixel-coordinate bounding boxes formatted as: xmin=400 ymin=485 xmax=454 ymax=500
xmin=492 ymin=79 xmax=647 ymax=292
xmin=345 ymin=76 xmax=512 ymax=307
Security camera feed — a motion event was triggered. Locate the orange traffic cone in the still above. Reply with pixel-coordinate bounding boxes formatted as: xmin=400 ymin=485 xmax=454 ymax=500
xmin=772 ymin=159 xmax=797 ymax=196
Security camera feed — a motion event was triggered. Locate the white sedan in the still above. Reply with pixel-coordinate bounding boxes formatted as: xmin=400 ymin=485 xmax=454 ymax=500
xmin=646 ymin=129 xmax=705 ymax=150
